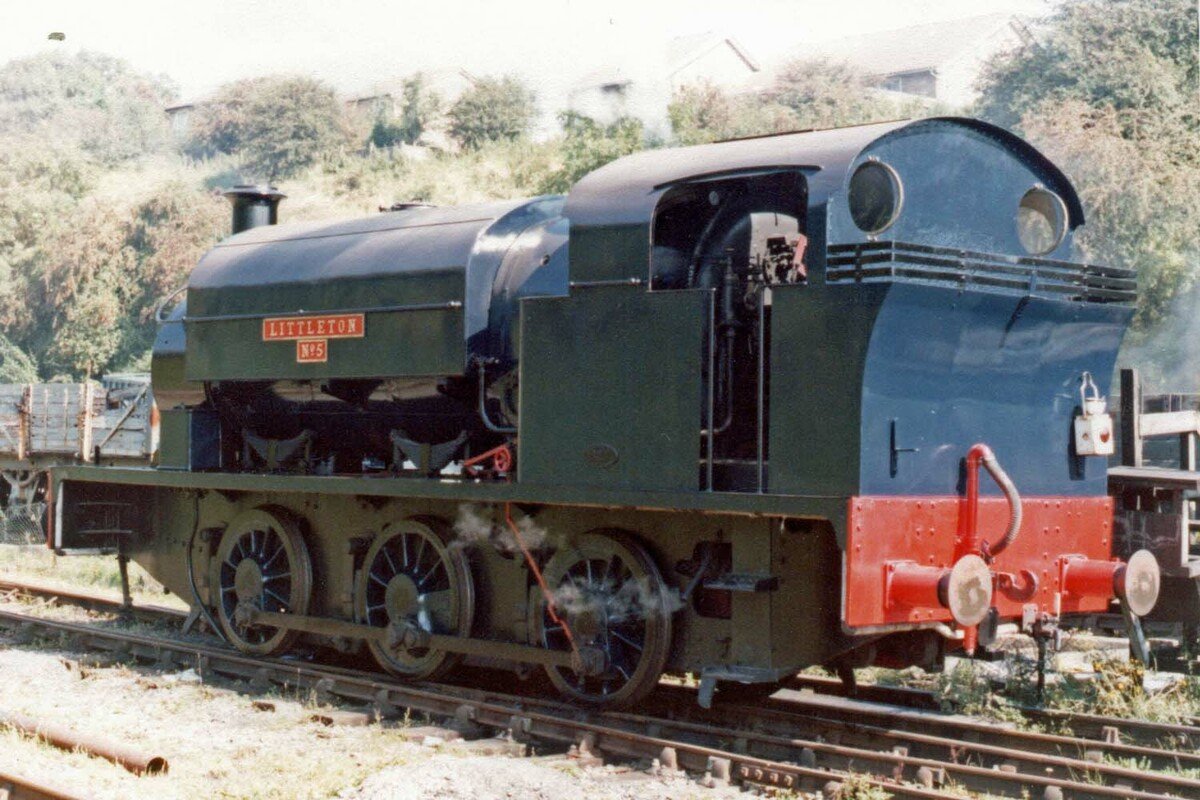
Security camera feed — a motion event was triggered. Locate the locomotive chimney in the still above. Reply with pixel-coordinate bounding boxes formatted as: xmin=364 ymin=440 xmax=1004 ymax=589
xmin=223 ymin=185 xmax=286 ymax=234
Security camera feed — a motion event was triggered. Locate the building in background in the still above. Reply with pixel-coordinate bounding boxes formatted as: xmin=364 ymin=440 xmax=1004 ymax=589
xmin=162 ymin=15 xmax=1028 ymax=145
xmin=344 ymin=68 xmax=476 ymax=150
xmin=567 ymin=32 xmax=762 ymax=134
xmin=164 ymin=102 xmax=196 ymax=142
xmin=804 ymin=13 xmax=1030 ymax=106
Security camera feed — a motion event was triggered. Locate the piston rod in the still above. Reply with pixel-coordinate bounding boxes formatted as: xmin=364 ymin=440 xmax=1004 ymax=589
xmin=242 ymin=608 xmax=605 ymax=675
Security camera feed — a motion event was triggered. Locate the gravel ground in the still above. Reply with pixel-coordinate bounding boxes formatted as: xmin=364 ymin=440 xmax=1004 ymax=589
xmin=0 ymin=546 xmax=777 ymax=798
xmin=343 ymin=754 xmax=751 ymax=800
xmin=0 ymin=640 xmax=761 ymax=799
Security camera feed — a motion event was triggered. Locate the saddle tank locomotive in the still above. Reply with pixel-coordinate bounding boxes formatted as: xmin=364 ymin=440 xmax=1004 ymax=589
xmin=49 ymin=117 xmax=1161 ymax=706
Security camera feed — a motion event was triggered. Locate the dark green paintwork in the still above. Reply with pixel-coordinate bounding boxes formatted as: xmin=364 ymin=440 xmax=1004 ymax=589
xmin=158 ymin=410 xmax=191 ymax=470
xmin=185 ymin=272 xmax=465 ymax=381
xmin=518 ymin=286 xmax=707 ymax=491
xmin=768 ymin=283 xmax=888 ymax=506
xmin=50 ymin=465 xmax=844 ymax=520
xmin=566 ymin=225 xmax=650 ymax=283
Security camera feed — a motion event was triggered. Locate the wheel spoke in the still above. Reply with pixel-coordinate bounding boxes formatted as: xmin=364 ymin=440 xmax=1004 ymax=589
xmin=262 ymin=544 xmax=285 ymax=570
xmin=417 ymin=560 xmax=443 ymax=589
xmin=370 ymin=572 xmax=389 ymax=588
xmin=611 ymin=630 xmax=643 ymax=652
xmin=413 ymin=536 xmax=428 ymax=573
xmin=264 ymin=587 xmax=289 ymax=609
xmin=382 ymin=544 xmax=397 ymax=576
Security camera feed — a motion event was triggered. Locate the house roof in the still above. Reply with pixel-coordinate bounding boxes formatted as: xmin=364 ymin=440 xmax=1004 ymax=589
xmin=569 ymin=31 xmax=761 ymax=93
xmin=665 ymin=32 xmax=760 ymax=76
xmin=807 ymin=13 xmax=1020 ymax=77
xmin=345 ymin=68 xmax=476 ymax=107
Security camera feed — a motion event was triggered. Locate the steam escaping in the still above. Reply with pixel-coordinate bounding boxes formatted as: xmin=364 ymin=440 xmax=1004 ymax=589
xmin=1119 ymin=285 xmax=1200 ymax=393
xmin=551 ymin=575 xmax=684 ymax=624
xmin=452 ymin=504 xmax=684 ymax=624
xmin=452 ymin=503 xmax=547 ymax=552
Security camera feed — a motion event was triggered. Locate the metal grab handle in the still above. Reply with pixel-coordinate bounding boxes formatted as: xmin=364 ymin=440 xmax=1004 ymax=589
xmin=153 ymin=284 xmax=188 ymax=324
xmin=964 ymin=443 xmax=1023 ymax=560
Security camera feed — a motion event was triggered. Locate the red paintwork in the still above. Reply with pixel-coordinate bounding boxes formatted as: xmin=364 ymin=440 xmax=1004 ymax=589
xmin=1061 ymin=556 xmax=1121 ymax=599
xmin=885 ymin=562 xmax=946 ymax=611
xmin=844 ymin=495 xmax=1115 ymax=628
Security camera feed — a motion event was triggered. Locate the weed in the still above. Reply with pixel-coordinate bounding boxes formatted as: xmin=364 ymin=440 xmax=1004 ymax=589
xmin=834 ymin=772 xmax=892 ymax=799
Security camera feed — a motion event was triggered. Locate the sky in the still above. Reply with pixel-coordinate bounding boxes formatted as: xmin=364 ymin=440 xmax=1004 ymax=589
xmin=0 ymin=0 xmax=1056 ymax=105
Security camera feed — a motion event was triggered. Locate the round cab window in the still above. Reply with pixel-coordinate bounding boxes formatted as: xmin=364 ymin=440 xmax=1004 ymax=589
xmin=1017 ymin=188 xmax=1067 ymax=255
xmin=848 ymin=161 xmax=902 ymax=235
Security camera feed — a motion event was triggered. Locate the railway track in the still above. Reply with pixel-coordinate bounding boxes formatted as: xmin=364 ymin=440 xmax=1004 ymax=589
xmin=785 ymin=673 xmax=1200 ymax=752
xmin=0 ymin=772 xmax=85 ymax=800
xmin=1 ymin=580 xmax=1198 ymax=799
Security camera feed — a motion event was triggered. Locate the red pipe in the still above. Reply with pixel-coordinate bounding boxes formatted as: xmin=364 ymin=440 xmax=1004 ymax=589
xmin=962 ymin=443 xmax=990 ymax=556
xmin=961 ymin=443 xmax=1000 ymax=656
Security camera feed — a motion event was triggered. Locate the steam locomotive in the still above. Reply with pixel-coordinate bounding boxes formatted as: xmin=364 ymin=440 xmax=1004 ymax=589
xmin=47 ymin=116 xmax=1161 ymax=707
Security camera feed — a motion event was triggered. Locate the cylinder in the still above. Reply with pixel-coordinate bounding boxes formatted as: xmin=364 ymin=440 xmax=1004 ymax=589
xmin=224 ymin=185 xmax=286 ymax=234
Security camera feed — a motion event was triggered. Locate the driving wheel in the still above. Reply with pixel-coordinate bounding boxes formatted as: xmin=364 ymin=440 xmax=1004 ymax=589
xmin=354 ymin=518 xmax=474 ymax=680
xmin=214 ymin=507 xmax=313 ymax=656
xmin=535 ymin=530 xmax=673 ymax=707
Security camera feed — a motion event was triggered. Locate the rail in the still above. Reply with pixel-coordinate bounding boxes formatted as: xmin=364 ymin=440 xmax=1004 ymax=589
xmin=1 ymin=581 xmax=1199 ymax=798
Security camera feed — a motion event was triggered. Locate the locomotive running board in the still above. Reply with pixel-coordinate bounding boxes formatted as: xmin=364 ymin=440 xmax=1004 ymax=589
xmin=243 ymin=608 xmax=604 ymax=675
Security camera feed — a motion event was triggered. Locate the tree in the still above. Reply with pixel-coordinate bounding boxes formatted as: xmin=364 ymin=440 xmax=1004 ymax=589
xmin=447 ymin=76 xmax=535 ymax=150
xmin=187 ymin=76 xmax=350 ymax=180
xmin=766 ymin=59 xmax=912 ymax=130
xmin=0 ymin=334 xmax=37 ymax=383
xmin=975 ymin=0 xmax=1200 ymax=331
xmin=0 ymin=146 xmax=93 ymax=338
xmin=0 ymin=51 xmax=174 ymax=165
xmin=976 ymin=0 xmax=1197 ymax=132
xmin=669 ymin=81 xmax=798 ymax=145
xmin=11 ymin=184 xmax=226 ymax=379
xmin=370 ymin=73 xmax=443 ymax=148
xmin=538 ymin=112 xmax=645 ymax=194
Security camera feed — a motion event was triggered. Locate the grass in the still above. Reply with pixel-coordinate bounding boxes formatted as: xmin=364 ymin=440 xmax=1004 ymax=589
xmin=929 ymin=651 xmax=1200 ymax=728
xmin=0 ymin=645 xmax=426 ymax=800
xmin=0 ymin=544 xmax=184 ymax=608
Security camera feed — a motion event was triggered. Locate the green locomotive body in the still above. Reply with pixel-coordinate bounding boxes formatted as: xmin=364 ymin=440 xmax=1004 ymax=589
xmin=49 ymin=117 xmax=1159 ymax=706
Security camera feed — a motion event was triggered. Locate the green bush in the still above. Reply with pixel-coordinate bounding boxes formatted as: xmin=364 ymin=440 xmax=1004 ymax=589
xmin=447 ymin=76 xmax=535 ymax=150
xmin=369 ymin=73 xmax=442 ymax=148
xmin=0 ymin=334 xmax=37 ymax=383
xmin=187 ymin=76 xmax=350 ymax=180
xmin=669 ymin=81 xmax=797 ymax=145
xmin=538 ymin=112 xmax=645 ymax=194
xmin=0 ymin=51 xmax=174 ymax=165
